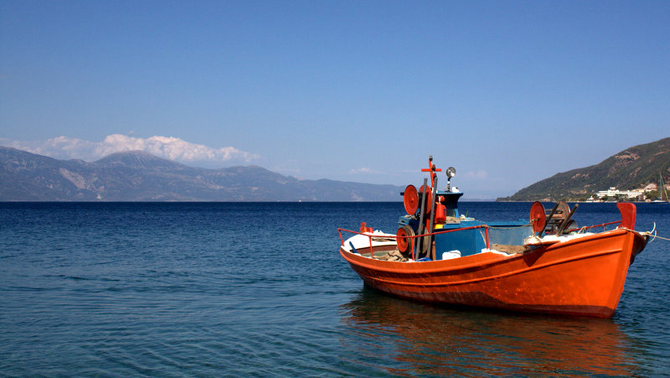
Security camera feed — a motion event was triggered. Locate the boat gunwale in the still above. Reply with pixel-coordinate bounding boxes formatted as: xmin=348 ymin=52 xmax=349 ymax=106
xmin=339 ymin=228 xmax=641 ymax=276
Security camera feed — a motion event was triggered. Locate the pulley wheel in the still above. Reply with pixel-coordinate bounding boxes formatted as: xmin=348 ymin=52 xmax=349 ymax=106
xmin=419 ymin=184 xmax=433 ymax=215
xmin=414 ymin=233 xmax=431 ymax=259
xmin=530 ymin=201 xmax=546 ymax=233
xmin=396 ymin=225 xmax=415 ymax=254
xmin=555 ymin=201 xmax=570 ymax=220
xmin=403 ymin=185 xmax=419 ymax=215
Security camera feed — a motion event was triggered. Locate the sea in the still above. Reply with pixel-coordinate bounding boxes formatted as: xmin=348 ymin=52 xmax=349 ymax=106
xmin=1 ymin=202 xmax=669 ymax=377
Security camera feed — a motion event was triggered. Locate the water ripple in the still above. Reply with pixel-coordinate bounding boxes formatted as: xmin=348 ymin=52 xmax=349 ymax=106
xmin=1 ymin=202 xmax=668 ymax=376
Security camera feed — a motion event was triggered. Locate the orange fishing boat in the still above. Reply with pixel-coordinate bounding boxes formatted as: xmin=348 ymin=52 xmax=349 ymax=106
xmin=338 ymin=157 xmax=649 ymax=318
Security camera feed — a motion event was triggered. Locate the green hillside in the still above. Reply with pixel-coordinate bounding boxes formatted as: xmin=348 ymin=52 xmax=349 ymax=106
xmin=499 ymin=137 xmax=670 ymax=202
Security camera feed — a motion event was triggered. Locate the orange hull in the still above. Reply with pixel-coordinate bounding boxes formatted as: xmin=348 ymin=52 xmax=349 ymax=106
xmin=341 ymin=229 xmax=646 ymax=318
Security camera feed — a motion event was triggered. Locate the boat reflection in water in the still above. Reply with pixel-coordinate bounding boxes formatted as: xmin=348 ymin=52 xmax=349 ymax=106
xmin=340 ymin=289 xmax=641 ymax=376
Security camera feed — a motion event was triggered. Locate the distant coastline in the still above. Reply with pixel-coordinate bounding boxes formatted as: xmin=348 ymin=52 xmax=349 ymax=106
xmin=498 ymin=137 xmax=669 ymax=202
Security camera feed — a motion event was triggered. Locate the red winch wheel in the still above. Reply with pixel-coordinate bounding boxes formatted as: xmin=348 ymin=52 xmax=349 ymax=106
xmin=419 ymin=184 xmax=432 ymax=215
xmin=403 ymin=185 xmax=419 ymax=215
xmin=530 ymin=201 xmax=546 ymax=233
xmin=396 ymin=225 xmax=415 ymax=254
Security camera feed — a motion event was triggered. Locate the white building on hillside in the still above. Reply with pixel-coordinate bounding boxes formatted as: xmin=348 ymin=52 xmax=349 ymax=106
xmin=595 ymin=187 xmax=644 ymax=200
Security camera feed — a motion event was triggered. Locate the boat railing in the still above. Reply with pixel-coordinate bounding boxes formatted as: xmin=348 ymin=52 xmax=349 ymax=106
xmin=574 ymin=220 xmax=622 ymax=233
xmin=339 ymin=225 xmax=498 ymax=260
xmin=340 ymin=217 xmax=626 ymax=261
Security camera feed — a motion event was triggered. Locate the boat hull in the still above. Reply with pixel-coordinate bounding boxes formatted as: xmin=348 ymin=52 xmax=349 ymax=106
xmin=341 ymin=229 xmax=646 ymax=318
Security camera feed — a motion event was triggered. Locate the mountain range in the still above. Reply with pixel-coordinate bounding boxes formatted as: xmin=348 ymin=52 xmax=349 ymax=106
xmin=0 ymin=147 xmax=403 ymax=201
xmin=499 ymin=137 xmax=670 ymax=201
xmin=3 ymin=137 xmax=669 ymax=202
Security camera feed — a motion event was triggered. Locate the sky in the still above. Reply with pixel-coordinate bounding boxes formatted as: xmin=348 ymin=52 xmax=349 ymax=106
xmin=1 ymin=1 xmax=668 ymax=199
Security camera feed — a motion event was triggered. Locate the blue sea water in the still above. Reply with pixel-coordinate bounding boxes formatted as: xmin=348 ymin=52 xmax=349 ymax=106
xmin=1 ymin=202 xmax=669 ymax=377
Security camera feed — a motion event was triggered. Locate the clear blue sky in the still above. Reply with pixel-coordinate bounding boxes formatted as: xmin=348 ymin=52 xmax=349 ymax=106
xmin=1 ymin=1 xmax=668 ymax=199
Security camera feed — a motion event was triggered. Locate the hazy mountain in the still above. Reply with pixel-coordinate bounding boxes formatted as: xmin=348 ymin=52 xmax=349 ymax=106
xmin=0 ymin=147 xmax=403 ymax=201
xmin=499 ymin=137 xmax=670 ymax=201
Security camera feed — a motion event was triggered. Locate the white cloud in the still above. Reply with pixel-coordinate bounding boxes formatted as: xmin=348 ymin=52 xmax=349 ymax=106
xmin=0 ymin=134 xmax=259 ymax=166
xmin=349 ymin=167 xmax=379 ymax=174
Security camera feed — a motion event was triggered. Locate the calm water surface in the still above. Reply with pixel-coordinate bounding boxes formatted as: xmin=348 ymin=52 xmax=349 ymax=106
xmin=1 ymin=202 xmax=669 ymax=377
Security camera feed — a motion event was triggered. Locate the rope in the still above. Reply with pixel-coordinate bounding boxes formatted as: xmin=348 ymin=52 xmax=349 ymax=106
xmin=618 ymin=223 xmax=670 ymax=243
